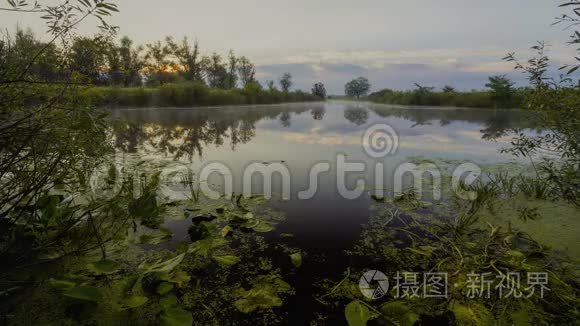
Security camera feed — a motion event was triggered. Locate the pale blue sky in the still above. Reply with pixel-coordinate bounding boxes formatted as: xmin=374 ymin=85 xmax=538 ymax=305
xmin=3 ymin=0 xmax=577 ymax=93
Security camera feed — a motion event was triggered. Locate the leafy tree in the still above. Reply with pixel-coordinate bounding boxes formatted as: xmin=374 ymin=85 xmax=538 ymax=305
xmin=0 ymin=0 xmax=119 ymax=270
xmin=237 ymin=56 xmax=256 ymax=87
xmin=225 ymin=50 xmax=238 ymax=89
xmin=279 ymin=73 xmax=292 ymax=92
xmin=105 ymin=39 xmax=123 ymax=85
xmin=118 ymin=36 xmax=145 ymax=86
xmin=504 ymin=43 xmax=580 ymax=206
xmin=344 ymin=77 xmax=371 ymax=98
xmin=145 ymin=40 xmax=174 ymax=85
xmin=485 ymin=75 xmax=515 ymax=107
xmin=206 ymin=53 xmax=229 ymax=89
xmin=166 ymin=36 xmax=204 ymax=84
xmin=69 ymin=37 xmax=109 ymax=84
xmin=311 ymin=82 xmax=327 ymax=99
xmin=265 ymin=80 xmax=277 ymax=91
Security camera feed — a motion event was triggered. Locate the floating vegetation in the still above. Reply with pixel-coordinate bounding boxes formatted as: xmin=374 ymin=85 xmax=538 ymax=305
xmin=315 ymin=178 xmax=580 ymax=325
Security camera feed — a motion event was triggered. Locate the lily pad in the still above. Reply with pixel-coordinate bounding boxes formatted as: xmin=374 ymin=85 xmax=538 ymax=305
xmin=162 ymin=270 xmax=191 ymax=288
xmin=380 ymin=301 xmax=419 ymax=326
xmin=139 ymin=227 xmax=173 ymax=245
xmin=221 ymin=225 xmax=233 ymax=237
xmin=234 ymin=275 xmax=292 ymax=314
xmin=160 ymin=307 xmax=193 ymax=326
xmin=188 ymin=238 xmax=227 ymax=257
xmin=63 ymin=286 xmax=102 ymax=302
xmin=157 ymin=282 xmax=174 ymax=295
xmin=345 ymin=300 xmax=378 ymax=326
xmin=213 ymin=255 xmax=241 ymax=267
xmin=290 ymin=252 xmax=302 ymax=268
xmin=253 ymin=222 xmax=275 ymax=233
xmin=86 ymin=260 xmax=121 ymax=275
xmin=125 ymin=295 xmax=148 ymax=309
xmin=140 ymin=254 xmax=185 ymax=274
xmin=450 ymin=301 xmax=494 ymax=326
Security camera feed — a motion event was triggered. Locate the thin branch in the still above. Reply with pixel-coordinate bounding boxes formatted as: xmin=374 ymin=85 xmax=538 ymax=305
xmin=0 ymin=7 xmax=45 ymax=13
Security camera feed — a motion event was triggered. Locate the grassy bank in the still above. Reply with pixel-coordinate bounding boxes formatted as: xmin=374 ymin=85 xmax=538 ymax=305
xmin=367 ymin=88 xmax=525 ymax=108
xmin=81 ymin=82 xmax=322 ymax=108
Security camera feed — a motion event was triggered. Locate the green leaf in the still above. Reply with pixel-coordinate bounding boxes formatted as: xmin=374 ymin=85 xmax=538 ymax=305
xmin=125 ymin=295 xmax=148 ymax=309
xmin=290 ymin=252 xmax=302 ymax=268
xmin=160 ymin=307 xmax=193 ymax=326
xmin=345 ymin=301 xmax=378 ymax=326
xmin=450 ymin=301 xmax=494 ymax=326
xmin=380 ymin=301 xmax=419 ymax=326
xmin=139 ymin=227 xmax=173 ymax=244
xmin=253 ymin=222 xmax=275 ymax=233
xmin=234 ymin=275 xmax=291 ymax=314
xmin=407 ymin=246 xmax=436 ymax=257
xmin=86 ymin=260 xmax=121 ymax=275
xmin=221 ymin=225 xmax=233 ymax=237
xmin=157 ymin=282 xmax=174 ymax=295
xmin=140 ymin=254 xmax=185 ymax=274
xmin=213 ymin=255 xmax=241 ymax=267
xmin=161 ymin=270 xmax=191 ymax=288
xmin=63 ymin=286 xmax=102 ymax=302
xmin=511 ymin=309 xmax=529 ymax=326
xmin=160 ymin=295 xmax=178 ymax=310
xmin=188 ymin=238 xmax=226 ymax=257
xmin=49 ymin=279 xmax=76 ymax=290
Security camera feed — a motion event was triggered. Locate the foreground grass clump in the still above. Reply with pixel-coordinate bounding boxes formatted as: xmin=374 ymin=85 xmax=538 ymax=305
xmin=82 ymin=82 xmax=322 ymax=108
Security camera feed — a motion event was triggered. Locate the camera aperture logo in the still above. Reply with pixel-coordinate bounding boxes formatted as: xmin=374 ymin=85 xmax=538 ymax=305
xmin=359 ymin=270 xmax=389 ymax=300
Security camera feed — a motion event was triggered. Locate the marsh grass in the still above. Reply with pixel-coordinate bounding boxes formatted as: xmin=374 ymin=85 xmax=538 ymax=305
xmin=82 ymin=82 xmax=321 ymax=108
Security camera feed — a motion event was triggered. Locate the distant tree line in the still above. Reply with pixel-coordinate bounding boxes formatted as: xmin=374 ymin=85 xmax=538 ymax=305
xmin=2 ymin=28 xmax=328 ymax=94
xmin=2 ymin=27 xmax=329 ymax=105
xmin=355 ymin=75 xmax=525 ymax=108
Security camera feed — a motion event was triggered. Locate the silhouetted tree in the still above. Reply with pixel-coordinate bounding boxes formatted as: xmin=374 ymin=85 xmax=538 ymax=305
xmin=145 ymin=40 xmax=174 ymax=85
xmin=166 ymin=36 xmax=205 ymax=83
xmin=265 ymin=80 xmax=276 ymax=91
xmin=69 ymin=37 xmax=109 ymax=84
xmin=485 ymin=75 xmax=515 ymax=108
xmin=279 ymin=73 xmax=292 ymax=92
xmin=226 ymin=50 xmax=238 ymax=88
xmin=206 ymin=53 xmax=229 ymax=88
xmin=119 ymin=36 xmax=145 ymax=86
xmin=311 ymin=82 xmax=327 ymax=99
xmin=237 ymin=56 xmax=256 ymax=87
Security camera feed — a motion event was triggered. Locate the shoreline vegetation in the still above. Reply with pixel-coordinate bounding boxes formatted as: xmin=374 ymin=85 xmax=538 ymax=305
xmin=365 ymin=88 xmax=524 ymax=109
xmin=83 ymin=82 xmax=321 ymax=108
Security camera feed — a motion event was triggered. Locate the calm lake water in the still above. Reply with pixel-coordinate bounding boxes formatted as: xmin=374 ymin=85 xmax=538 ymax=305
xmin=109 ymin=101 xmax=536 ymax=250
xmin=109 ymin=101 xmax=539 ymax=323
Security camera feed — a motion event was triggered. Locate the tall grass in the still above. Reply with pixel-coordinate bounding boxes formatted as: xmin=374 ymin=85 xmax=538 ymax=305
xmin=367 ymin=89 xmax=525 ymax=108
xmin=82 ymin=82 xmax=321 ymax=108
